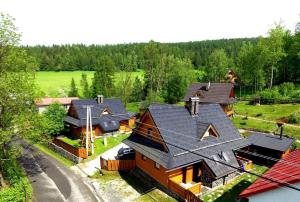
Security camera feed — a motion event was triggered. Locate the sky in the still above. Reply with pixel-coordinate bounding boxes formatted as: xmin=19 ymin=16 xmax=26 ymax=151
xmin=1 ymin=0 xmax=300 ymax=45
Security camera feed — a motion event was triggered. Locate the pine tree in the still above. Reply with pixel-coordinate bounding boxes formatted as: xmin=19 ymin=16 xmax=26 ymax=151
xmin=68 ymin=77 xmax=79 ymax=97
xmin=91 ymin=56 xmax=115 ymax=97
xmin=80 ymin=73 xmax=90 ymax=98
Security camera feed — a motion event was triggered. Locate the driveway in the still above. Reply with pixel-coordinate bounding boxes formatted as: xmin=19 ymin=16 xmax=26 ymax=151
xmin=18 ymin=141 xmax=101 ymax=202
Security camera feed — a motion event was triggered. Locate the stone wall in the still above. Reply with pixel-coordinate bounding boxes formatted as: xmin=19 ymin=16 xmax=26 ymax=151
xmin=48 ymin=142 xmax=83 ymax=163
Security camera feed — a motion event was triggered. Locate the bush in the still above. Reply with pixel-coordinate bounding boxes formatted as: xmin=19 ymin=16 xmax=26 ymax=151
xmin=258 ymin=88 xmax=282 ymax=104
xmin=278 ymin=82 xmax=295 ymax=96
xmin=0 ymin=156 xmax=32 ymax=201
xmin=288 ymin=113 xmax=300 ymax=124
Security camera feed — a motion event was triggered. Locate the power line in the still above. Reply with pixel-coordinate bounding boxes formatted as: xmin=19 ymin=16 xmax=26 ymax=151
xmin=131 ymin=126 xmax=300 ymax=192
xmin=110 ymin=113 xmax=300 ymax=191
xmin=135 ymin=125 xmax=300 ymax=183
xmin=114 ymin=113 xmax=300 ymax=170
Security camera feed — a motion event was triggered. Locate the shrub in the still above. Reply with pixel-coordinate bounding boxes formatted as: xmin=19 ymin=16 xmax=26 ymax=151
xmin=0 ymin=156 xmax=32 ymax=201
xmin=278 ymin=82 xmax=295 ymax=96
xmin=287 ymin=113 xmax=300 ymax=124
xmin=258 ymin=88 xmax=281 ymax=104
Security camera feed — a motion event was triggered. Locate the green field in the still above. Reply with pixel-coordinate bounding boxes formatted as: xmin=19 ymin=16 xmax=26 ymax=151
xmin=235 ymin=101 xmax=300 ymax=125
xmin=35 ymin=70 xmax=144 ymax=97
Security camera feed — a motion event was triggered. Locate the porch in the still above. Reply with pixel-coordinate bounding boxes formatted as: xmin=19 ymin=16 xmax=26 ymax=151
xmin=168 ymin=165 xmax=202 ymax=201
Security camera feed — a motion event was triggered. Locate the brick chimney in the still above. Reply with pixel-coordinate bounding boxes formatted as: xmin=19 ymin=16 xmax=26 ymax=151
xmin=189 ymin=97 xmax=200 ymax=116
xmin=97 ymin=95 xmax=104 ymax=104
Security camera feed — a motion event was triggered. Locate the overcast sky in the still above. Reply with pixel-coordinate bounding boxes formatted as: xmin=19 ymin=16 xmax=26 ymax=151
xmin=1 ymin=0 xmax=300 ymax=45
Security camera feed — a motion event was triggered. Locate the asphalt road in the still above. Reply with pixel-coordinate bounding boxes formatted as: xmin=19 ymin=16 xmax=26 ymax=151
xmin=18 ymin=142 xmax=100 ymax=202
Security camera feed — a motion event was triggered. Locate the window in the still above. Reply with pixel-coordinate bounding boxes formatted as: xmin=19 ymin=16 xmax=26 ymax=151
xmin=142 ymin=155 xmax=147 ymax=161
xmin=147 ymin=128 xmax=153 ymax=138
xmin=155 ymin=162 xmax=160 ymax=169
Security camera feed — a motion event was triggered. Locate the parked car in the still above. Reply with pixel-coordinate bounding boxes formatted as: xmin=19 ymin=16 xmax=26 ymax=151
xmin=117 ymin=147 xmax=135 ymax=159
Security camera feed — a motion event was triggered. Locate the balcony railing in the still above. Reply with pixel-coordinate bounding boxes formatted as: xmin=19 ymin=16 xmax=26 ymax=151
xmin=168 ymin=179 xmax=202 ymax=202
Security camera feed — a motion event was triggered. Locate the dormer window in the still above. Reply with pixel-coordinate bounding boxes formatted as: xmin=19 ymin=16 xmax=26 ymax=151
xmin=201 ymin=124 xmax=219 ymax=140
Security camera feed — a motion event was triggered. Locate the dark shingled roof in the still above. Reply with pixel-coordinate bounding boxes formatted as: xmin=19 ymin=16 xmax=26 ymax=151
xmin=248 ymin=132 xmax=294 ymax=152
xmin=64 ymin=98 xmax=130 ymax=132
xmin=124 ymin=103 xmax=248 ymax=178
xmin=183 ymin=83 xmax=236 ymax=104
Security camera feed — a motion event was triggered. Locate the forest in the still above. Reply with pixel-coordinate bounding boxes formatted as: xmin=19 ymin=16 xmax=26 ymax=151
xmin=25 ymin=23 xmax=300 ymax=105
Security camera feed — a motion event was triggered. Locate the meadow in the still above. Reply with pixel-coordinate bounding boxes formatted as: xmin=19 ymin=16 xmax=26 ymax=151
xmin=35 ymin=70 xmax=144 ymax=97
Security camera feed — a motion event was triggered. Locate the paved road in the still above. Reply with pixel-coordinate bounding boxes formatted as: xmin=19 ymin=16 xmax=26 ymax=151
xmin=18 ymin=142 xmax=100 ymax=202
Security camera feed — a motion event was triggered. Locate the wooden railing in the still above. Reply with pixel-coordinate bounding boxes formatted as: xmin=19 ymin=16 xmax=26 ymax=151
xmin=53 ymin=138 xmax=87 ymax=158
xmin=100 ymin=157 xmax=135 ymax=171
xmin=168 ymin=179 xmax=202 ymax=202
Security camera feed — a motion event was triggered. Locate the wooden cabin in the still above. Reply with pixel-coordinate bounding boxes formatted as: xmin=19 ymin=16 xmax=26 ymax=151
xmin=124 ymin=100 xmax=248 ymax=200
xmin=184 ymin=82 xmax=236 ymax=116
xmin=64 ymin=95 xmax=135 ymax=138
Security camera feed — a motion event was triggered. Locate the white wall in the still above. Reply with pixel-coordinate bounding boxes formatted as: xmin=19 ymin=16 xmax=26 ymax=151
xmin=248 ymin=182 xmax=300 ymax=202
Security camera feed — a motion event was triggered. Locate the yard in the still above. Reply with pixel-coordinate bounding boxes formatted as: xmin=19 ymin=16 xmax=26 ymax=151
xmin=235 ymin=101 xmax=300 ymax=126
xmin=200 ymin=165 xmax=268 ymax=202
xmin=90 ymin=170 xmax=177 ymax=202
xmin=232 ymin=116 xmax=300 ymax=141
xmin=59 ymin=133 xmax=130 ymax=159
xmin=35 ymin=70 xmax=144 ymax=97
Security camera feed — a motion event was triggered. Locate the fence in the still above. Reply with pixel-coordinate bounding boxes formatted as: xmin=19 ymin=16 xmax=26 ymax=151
xmin=100 ymin=157 xmax=135 ymax=171
xmin=53 ymin=138 xmax=87 ymax=159
xmin=168 ymin=179 xmax=202 ymax=202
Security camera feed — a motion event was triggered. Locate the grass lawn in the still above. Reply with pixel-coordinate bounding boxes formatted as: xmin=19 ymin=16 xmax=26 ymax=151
xmin=90 ymin=134 xmax=130 ymax=159
xmin=35 ymin=70 xmax=144 ymax=97
xmin=33 ymin=143 xmax=75 ymax=167
xmin=235 ymin=101 xmax=300 ymax=125
xmin=232 ymin=116 xmax=300 ymax=141
xmin=91 ymin=170 xmax=176 ymax=202
xmin=59 ymin=137 xmax=81 ymax=148
xmin=200 ymin=165 xmax=268 ymax=202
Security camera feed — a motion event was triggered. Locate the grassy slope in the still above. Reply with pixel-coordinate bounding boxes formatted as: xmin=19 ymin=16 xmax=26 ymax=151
xmin=34 ymin=143 xmax=75 ymax=167
xmin=35 ymin=70 xmax=144 ymax=97
xmin=201 ymin=165 xmax=268 ymax=202
xmin=232 ymin=116 xmax=300 ymax=140
xmin=235 ymin=101 xmax=300 ymax=125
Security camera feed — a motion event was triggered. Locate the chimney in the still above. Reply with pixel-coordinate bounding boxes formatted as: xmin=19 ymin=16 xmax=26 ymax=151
xmin=189 ymin=97 xmax=200 ymax=116
xmin=97 ymin=95 xmax=104 ymax=104
xmin=206 ymin=81 xmax=211 ymax=91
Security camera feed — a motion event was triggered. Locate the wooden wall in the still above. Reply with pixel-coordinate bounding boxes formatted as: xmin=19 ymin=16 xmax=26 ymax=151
xmin=53 ymin=138 xmax=87 ymax=158
xmin=137 ymin=111 xmax=167 ymax=151
xmin=135 ymin=152 xmax=182 ymax=187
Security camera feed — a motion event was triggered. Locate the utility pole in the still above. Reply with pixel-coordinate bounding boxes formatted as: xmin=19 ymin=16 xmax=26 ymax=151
xmin=83 ymin=105 xmax=94 ymax=156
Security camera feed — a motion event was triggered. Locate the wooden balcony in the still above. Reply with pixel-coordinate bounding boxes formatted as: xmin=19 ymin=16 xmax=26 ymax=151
xmin=168 ymin=179 xmax=202 ymax=201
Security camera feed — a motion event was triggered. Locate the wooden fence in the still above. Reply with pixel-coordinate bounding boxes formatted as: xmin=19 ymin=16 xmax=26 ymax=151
xmin=100 ymin=157 xmax=135 ymax=171
xmin=53 ymin=138 xmax=88 ymax=159
xmin=168 ymin=179 xmax=202 ymax=202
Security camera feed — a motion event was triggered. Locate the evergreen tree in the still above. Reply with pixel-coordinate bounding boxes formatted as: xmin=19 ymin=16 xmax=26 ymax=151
xmin=68 ymin=77 xmax=79 ymax=97
xmin=80 ymin=73 xmax=90 ymax=98
xmin=130 ymin=77 xmax=144 ymax=102
xmin=91 ymin=56 xmax=115 ymax=97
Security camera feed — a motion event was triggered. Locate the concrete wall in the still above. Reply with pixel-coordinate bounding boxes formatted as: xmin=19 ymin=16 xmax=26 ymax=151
xmin=248 ymin=182 xmax=300 ymax=202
